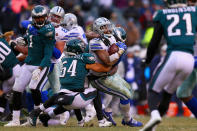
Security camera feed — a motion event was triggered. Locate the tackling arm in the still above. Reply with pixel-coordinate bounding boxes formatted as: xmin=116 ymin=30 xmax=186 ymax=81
xmin=95 ymin=50 xmax=119 ymax=66
xmin=86 ymin=63 xmax=111 ymax=72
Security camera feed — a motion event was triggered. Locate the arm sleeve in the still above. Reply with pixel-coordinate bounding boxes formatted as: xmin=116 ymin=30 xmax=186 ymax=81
xmin=86 ymin=63 xmax=111 ymax=72
xmin=145 ymin=21 xmax=163 ymax=64
xmin=89 ymin=39 xmax=104 ymax=51
xmin=40 ymin=38 xmax=55 ymax=67
xmin=53 ymin=47 xmax=61 ymax=59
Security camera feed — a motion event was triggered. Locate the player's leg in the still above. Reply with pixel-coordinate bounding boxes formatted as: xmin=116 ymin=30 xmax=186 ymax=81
xmin=74 ymin=109 xmax=85 ymax=127
xmin=176 ymin=69 xmax=197 ymax=118
xmin=141 ymin=52 xmax=194 ymax=131
xmin=0 ymin=75 xmax=15 ymax=117
xmin=140 ymin=53 xmax=174 ymax=131
xmin=5 ymin=64 xmax=33 ymax=126
xmin=91 ymin=74 xmax=142 ymax=127
xmin=90 ymin=74 xmax=132 ymax=102
xmin=29 ymin=67 xmax=50 ymax=108
xmin=48 ymin=63 xmax=61 ymax=94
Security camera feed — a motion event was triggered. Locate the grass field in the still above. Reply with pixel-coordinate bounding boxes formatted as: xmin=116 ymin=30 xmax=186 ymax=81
xmin=0 ymin=116 xmax=196 ymax=131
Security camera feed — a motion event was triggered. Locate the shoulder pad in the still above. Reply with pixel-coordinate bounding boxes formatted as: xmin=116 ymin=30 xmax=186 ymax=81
xmin=153 ymin=10 xmax=162 ymax=22
xmin=39 ymin=23 xmax=55 ymax=38
xmin=89 ymin=38 xmax=104 ymax=51
xmin=81 ymin=53 xmax=95 ymax=64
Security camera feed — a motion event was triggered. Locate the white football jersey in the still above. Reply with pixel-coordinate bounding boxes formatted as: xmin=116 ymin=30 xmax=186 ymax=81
xmin=61 ymin=25 xmax=88 ymax=45
xmin=51 ymin=26 xmax=68 ymax=63
xmin=89 ymin=34 xmax=117 ymax=76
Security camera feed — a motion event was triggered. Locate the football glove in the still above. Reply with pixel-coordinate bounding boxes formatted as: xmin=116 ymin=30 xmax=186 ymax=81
xmin=32 ymin=69 xmax=41 ymax=81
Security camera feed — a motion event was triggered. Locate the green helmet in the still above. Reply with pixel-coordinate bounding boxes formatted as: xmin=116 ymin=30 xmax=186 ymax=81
xmin=113 ymin=27 xmax=127 ymax=42
xmin=32 ymin=5 xmax=48 ymax=28
xmin=66 ymin=39 xmax=86 ymax=55
xmin=165 ymin=0 xmax=187 ymax=8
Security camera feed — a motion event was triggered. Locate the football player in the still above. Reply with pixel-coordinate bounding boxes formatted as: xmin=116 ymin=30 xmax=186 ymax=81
xmin=5 ymin=5 xmax=55 ymax=126
xmin=0 ymin=31 xmax=21 ymax=118
xmin=176 ymin=0 xmax=197 ymax=119
xmin=28 ymin=39 xmax=112 ymax=127
xmin=140 ymin=0 xmax=197 ymax=130
xmin=88 ymin=17 xmax=142 ymax=127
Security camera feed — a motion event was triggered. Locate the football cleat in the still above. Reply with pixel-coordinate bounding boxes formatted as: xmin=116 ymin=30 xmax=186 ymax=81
xmin=98 ymin=118 xmax=112 ymax=127
xmin=122 ymin=118 xmax=143 ymax=127
xmin=78 ymin=119 xmax=85 ymax=127
xmin=28 ymin=109 xmax=41 ymax=126
xmin=39 ymin=113 xmax=51 ymax=127
xmin=60 ymin=111 xmax=70 ymax=125
xmin=4 ymin=120 xmax=20 ymax=127
xmin=139 ymin=110 xmax=161 ymax=131
xmin=102 ymin=109 xmax=116 ymax=126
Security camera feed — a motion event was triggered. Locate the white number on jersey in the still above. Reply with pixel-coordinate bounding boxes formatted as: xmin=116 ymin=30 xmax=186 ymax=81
xmin=167 ymin=13 xmax=193 ymax=36
xmin=60 ymin=60 xmax=78 ymax=77
xmin=0 ymin=42 xmax=11 ymax=63
xmin=29 ymin=35 xmax=33 ymax=48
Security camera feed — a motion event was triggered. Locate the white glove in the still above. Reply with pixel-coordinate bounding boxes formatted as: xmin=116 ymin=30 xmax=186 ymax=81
xmin=16 ymin=37 xmax=26 ymax=45
xmin=32 ymin=69 xmax=41 ymax=81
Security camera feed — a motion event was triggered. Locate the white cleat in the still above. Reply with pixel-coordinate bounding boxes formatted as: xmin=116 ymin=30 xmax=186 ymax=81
xmin=78 ymin=119 xmax=85 ymax=127
xmin=4 ymin=120 xmax=20 ymax=127
xmin=84 ymin=112 xmax=96 ymax=123
xmin=84 ymin=105 xmax=96 ymax=123
xmin=20 ymin=121 xmax=31 ymax=126
xmin=139 ymin=110 xmax=161 ymax=131
xmin=60 ymin=111 xmax=70 ymax=125
xmin=98 ymin=118 xmax=112 ymax=127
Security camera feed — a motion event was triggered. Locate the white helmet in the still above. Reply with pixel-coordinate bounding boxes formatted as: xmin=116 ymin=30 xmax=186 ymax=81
xmin=93 ymin=17 xmax=113 ymax=35
xmin=61 ymin=13 xmax=78 ymax=30
xmin=49 ymin=6 xmax=65 ymax=26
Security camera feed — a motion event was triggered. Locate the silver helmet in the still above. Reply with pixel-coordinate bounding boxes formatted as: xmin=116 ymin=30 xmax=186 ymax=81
xmin=49 ymin=6 xmax=65 ymax=26
xmin=61 ymin=13 xmax=78 ymax=30
xmin=93 ymin=17 xmax=113 ymax=35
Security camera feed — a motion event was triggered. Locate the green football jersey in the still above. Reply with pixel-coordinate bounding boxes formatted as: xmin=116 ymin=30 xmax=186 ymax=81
xmin=154 ymin=6 xmax=197 ymax=54
xmin=60 ymin=53 xmax=95 ymax=91
xmin=24 ymin=23 xmax=55 ymax=67
xmin=0 ymin=38 xmax=18 ymax=69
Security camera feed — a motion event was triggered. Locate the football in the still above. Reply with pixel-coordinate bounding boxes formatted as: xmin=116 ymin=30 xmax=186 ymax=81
xmin=108 ymin=43 xmax=119 ymax=55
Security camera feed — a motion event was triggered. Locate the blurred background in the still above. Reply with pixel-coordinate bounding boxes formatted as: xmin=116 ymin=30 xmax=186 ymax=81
xmin=1 ymin=0 xmax=197 ymax=118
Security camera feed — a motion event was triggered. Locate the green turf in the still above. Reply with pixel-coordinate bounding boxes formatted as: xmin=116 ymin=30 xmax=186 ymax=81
xmin=0 ymin=116 xmax=196 ymax=131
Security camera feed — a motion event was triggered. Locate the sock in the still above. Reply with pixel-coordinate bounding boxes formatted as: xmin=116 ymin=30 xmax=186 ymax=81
xmin=40 ymin=104 xmax=46 ymax=111
xmin=13 ymin=110 xmax=20 ymax=122
xmin=12 ymin=91 xmax=22 ymax=110
xmin=53 ymin=105 xmax=67 ymax=116
xmin=31 ymin=89 xmax=42 ymax=106
xmin=0 ymin=95 xmax=7 ymax=110
xmin=148 ymin=89 xmax=161 ymax=112
xmin=93 ymin=91 xmax=104 ymax=121
xmin=74 ymin=109 xmax=83 ymax=121
xmin=120 ymin=99 xmax=131 ymax=122
xmin=185 ymin=97 xmax=197 ymax=118
xmin=43 ymin=94 xmax=58 ymax=109
xmin=158 ymin=90 xmax=172 ymax=116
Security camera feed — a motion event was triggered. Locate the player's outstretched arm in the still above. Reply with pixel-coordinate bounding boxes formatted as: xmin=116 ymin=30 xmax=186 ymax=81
xmin=145 ymin=21 xmax=163 ymax=64
xmin=86 ymin=63 xmax=111 ymax=72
